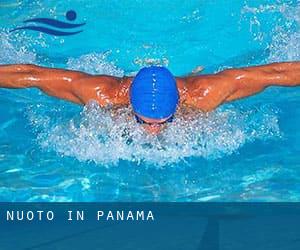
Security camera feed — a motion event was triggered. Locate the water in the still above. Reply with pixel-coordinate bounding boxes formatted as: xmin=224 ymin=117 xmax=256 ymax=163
xmin=0 ymin=0 xmax=299 ymax=201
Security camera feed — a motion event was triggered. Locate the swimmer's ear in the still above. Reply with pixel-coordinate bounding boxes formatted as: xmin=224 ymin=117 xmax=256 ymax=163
xmin=190 ymin=65 xmax=204 ymax=76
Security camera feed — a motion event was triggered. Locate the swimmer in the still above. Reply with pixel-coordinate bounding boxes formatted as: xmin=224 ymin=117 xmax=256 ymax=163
xmin=0 ymin=62 xmax=300 ymax=134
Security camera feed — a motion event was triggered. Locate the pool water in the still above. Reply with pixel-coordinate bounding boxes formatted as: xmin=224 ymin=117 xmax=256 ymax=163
xmin=0 ymin=0 xmax=299 ymax=201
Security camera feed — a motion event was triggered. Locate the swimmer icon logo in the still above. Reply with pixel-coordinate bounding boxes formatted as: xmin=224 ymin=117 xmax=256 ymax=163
xmin=10 ymin=10 xmax=85 ymax=36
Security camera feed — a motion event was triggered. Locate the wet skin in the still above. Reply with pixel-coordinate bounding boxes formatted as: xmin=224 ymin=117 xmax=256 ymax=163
xmin=0 ymin=62 xmax=300 ymax=133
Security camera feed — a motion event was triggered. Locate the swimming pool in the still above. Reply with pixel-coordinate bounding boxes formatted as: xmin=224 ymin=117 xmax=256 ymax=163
xmin=0 ymin=0 xmax=299 ymax=201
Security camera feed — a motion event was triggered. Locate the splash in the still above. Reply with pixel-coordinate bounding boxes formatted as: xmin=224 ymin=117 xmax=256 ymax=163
xmin=26 ymin=101 xmax=281 ymax=167
xmin=242 ymin=2 xmax=300 ymax=62
xmin=242 ymin=3 xmax=288 ymax=15
xmin=133 ymin=57 xmax=169 ymax=67
xmin=67 ymin=51 xmax=124 ymax=76
xmin=0 ymin=31 xmax=36 ymax=64
xmin=268 ymin=4 xmax=300 ymax=62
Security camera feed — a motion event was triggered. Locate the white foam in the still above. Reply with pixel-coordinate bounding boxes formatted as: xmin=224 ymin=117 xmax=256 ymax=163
xmin=26 ymin=101 xmax=281 ymax=167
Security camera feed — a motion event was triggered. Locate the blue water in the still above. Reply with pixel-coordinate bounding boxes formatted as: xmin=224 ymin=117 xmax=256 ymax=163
xmin=0 ymin=0 xmax=299 ymax=201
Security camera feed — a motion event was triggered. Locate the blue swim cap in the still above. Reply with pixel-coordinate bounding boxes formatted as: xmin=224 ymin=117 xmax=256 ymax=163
xmin=130 ymin=66 xmax=179 ymax=119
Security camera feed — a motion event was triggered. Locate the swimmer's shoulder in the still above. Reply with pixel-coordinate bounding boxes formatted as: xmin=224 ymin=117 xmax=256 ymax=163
xmin=72 ymin=75 xmax=132 ymax=106
xmin=176 ymin=75 xmax=212 ymax=106
xmin=176 ymin=73 xmax=237 ymax=112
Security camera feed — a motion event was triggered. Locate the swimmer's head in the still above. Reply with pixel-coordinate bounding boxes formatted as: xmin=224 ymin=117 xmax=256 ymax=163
xmin=129 ymin=66 xmax=179 ymax=130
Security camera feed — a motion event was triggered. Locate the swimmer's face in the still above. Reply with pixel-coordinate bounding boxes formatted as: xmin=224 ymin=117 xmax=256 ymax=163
xmin=135 ymin=114 xmax=171 ymax=135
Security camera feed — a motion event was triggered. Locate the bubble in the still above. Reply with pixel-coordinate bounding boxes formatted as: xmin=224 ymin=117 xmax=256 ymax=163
xmin=181 ymin=8 xmax=201 ymax=23
xmin=26 ymin=101 xmax=281 ymax=167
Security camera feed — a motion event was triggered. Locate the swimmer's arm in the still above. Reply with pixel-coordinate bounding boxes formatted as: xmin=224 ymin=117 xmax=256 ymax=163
xmin=183 ymin=62 xmax=300 ymax=111
xmin=0 ymin=64 xmax=89 ymax=103
xmin=0 ymin=64 xmax=128 ymax=105
xmin=224 ymin=62 xmax=300 ymax=101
